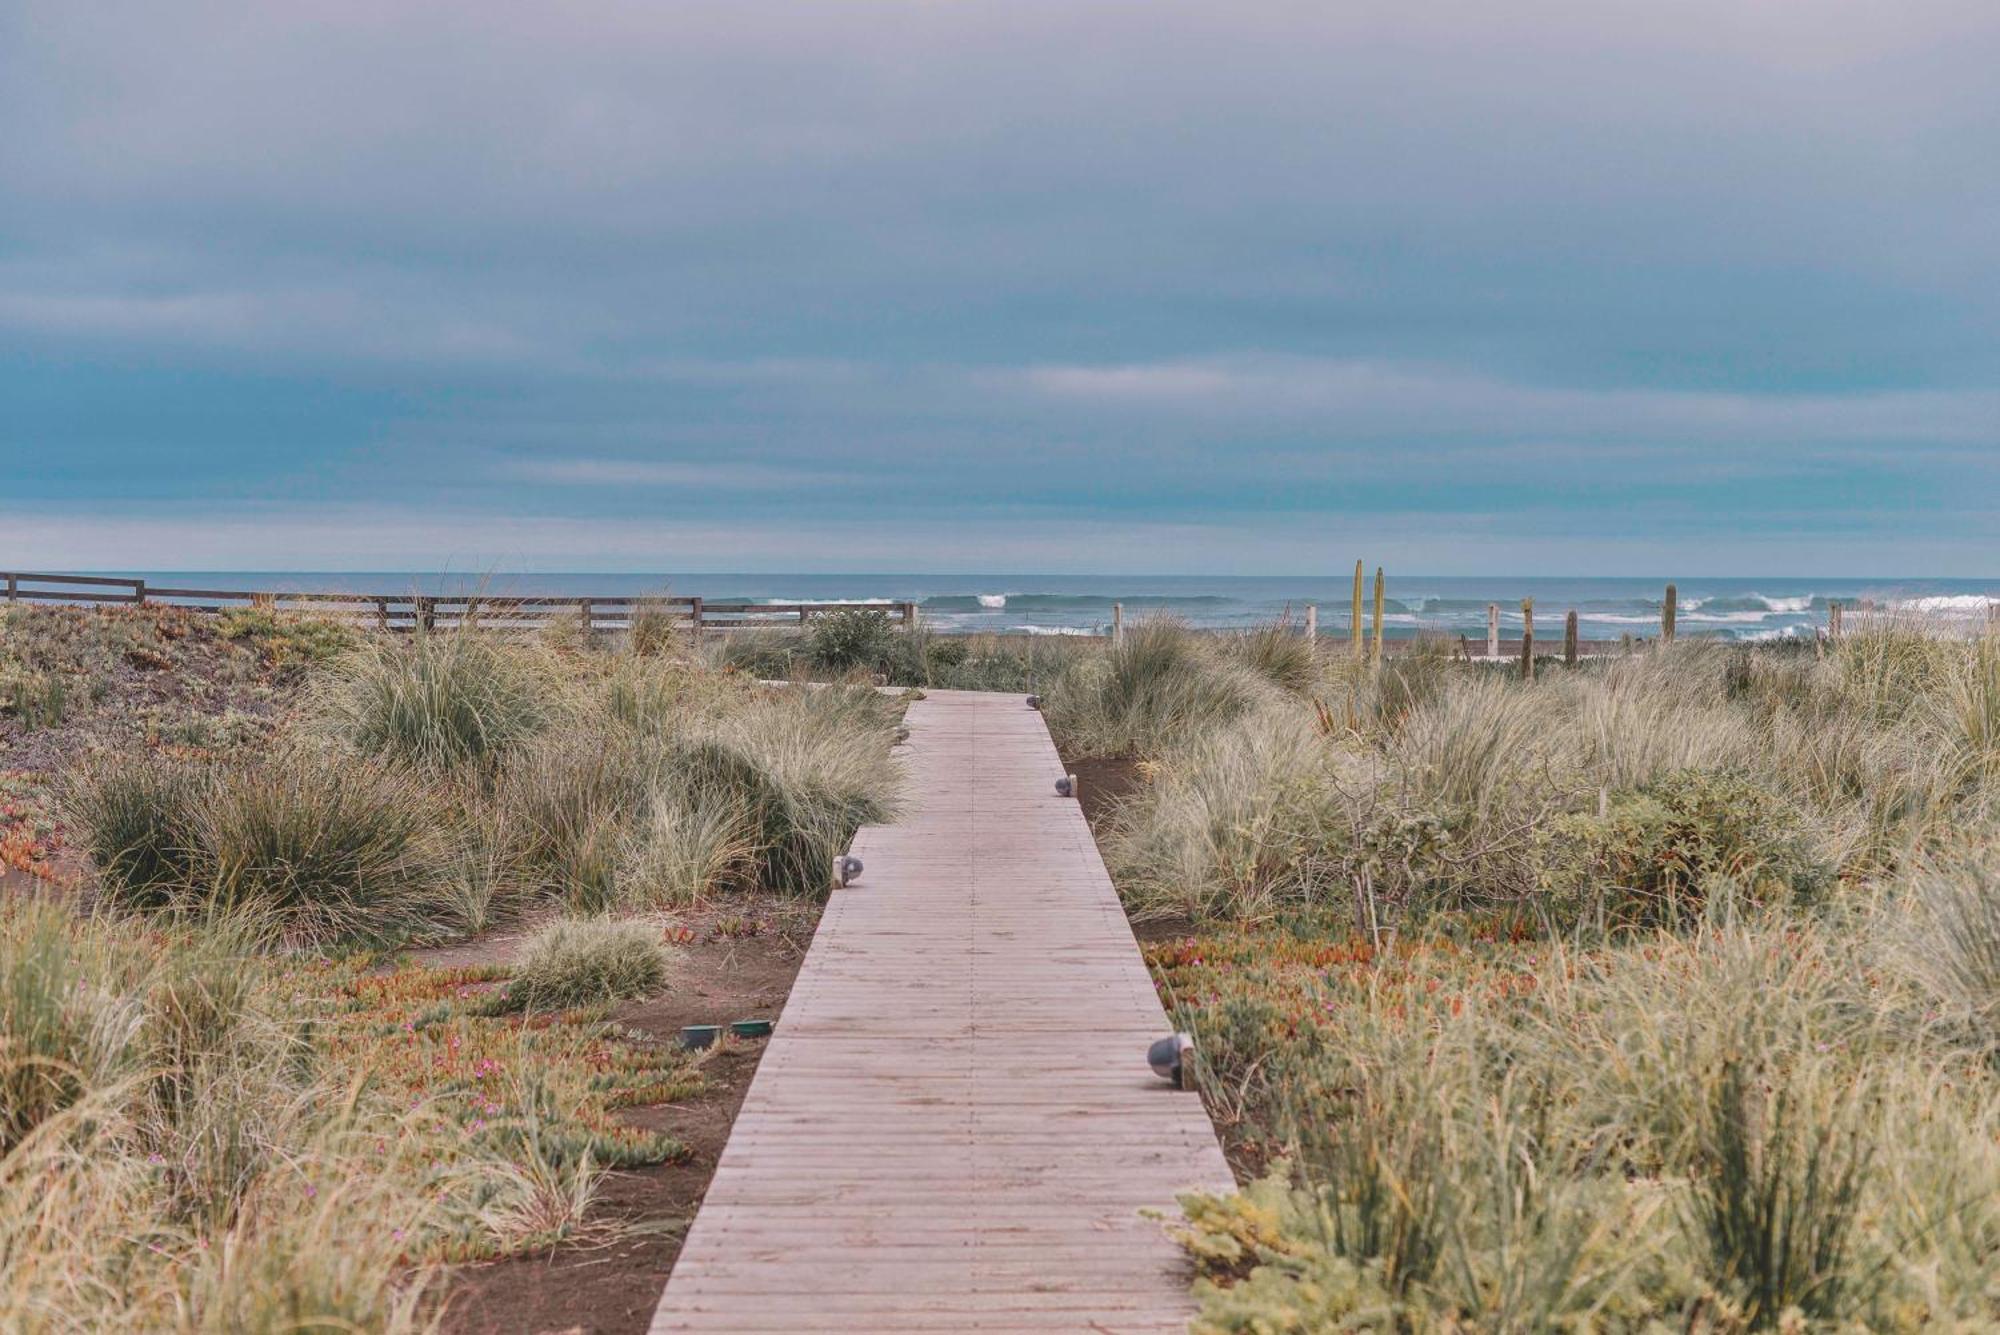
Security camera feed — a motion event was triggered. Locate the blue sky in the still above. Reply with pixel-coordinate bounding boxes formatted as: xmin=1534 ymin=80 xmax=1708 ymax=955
xmin=3 ymin=1 xmax=1997 ymax=574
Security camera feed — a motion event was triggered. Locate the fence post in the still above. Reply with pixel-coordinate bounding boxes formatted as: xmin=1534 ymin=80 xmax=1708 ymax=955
xmin=689 ymin=597 xmax=704 ymax=638
xmin=1304 ymin=604 xmax=1317 ymax=641
xmin=376 ymin=597 xmax=389 ymax=631
xmin=1564 ymin=609 xmax=1578 ymax=667
xmin=799 ymin=606 xmax=810 ymax=625
xmin=1486 ymin=603 xmax=1499 ymax=659
xmin=5 ymin=572 xmax=16 ymax=602
xmin=902 ymin=601 xmax=918 ymax=629
xmin=1112 ymin=602 xmax=1123 ymax=645
xmin=134 ymin=579 xmax=147 ymax=605
xmin=1350 ymin=560 xmax=1364 ymax=664
xmin=1520 ymin=598 xmax=1535 ymax=681
xmin=417 ymin=596 xmax=436 ymax=632
xmin=1662 ymin=582 xmax=1677 ymax=644
xmin=1988 ymin=601 xmax=1998 ymax=636
xmin=1828 ymin=602 xmax=1843 ymax=641
xmin=579 ymin=599 xmax=593 ymax=638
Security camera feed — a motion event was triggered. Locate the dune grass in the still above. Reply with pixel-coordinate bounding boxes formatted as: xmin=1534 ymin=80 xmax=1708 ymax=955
xmin=1035 ymin=619 xmax=2000 ymax=1329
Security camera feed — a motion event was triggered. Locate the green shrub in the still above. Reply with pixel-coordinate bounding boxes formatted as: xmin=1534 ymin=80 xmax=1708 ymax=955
xmin=496 ymin=917 xmax=671 ymax=1013
xmin=922 ymin=637 xmax=969 ymax=673
xmin=1540 ymin=769 xmax=1831 ymax=931
xmin=216 ymin=608 xmax=357 ymax=666
xmin=807 ymin=608 xmax=896 ymax=673
xmin=324 ymin=628 xmax=550 ymax=775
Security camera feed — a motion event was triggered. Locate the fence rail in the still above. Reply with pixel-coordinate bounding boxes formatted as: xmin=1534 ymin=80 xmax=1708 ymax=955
xmin=0 ymin=572 xmax=918 ymax=633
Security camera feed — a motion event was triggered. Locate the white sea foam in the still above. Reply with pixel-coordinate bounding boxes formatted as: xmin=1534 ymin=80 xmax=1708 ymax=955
xmin=1016 ymin=624 xmax=1096 ymax=636
xmin=1754 ymin=594 xmax=1814 ymax=614
xmin=978 ymin=593 xmax=1007 ymax=609
xmin=1894 ymin=594 xmax=1996 ymax=614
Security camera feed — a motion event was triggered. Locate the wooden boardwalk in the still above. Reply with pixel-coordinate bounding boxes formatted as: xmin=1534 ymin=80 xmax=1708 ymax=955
xmin=650 ymin=689 xmax=1233 ymax=1333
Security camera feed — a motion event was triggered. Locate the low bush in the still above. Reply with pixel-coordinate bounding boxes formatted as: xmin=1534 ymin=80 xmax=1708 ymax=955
xmin=1539 ymin=768 xmax=1832 ymax=931
xmin=807 ymin=607 xmax=896 ymax=673
xmin=497 ymin=917 xmax=672 ymax=1012
xmin=216 ymin=608 xmax=357 ymax=667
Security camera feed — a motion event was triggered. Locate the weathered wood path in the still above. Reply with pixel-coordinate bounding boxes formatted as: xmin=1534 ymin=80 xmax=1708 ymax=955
xmin=650 ymin=689 xmax=1233 ymax=1333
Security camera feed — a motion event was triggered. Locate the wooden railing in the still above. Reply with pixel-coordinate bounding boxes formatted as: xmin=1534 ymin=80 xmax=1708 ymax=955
xmin=0 ymin=572 xmax=918 ymax=633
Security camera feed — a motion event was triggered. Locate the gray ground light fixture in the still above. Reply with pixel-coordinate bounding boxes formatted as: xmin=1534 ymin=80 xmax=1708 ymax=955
xmin=1149 ymin=1033 xmax=1196 ymax=1089
xmin=1055 ymin=773 xmax=1078 ymax=798
xmin=1025 ymin=694 xmax=1042 ymax=710
xmin=837 ymin=854 xmax=863 ymax=888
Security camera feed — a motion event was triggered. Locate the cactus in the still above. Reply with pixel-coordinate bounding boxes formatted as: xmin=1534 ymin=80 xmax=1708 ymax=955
xmin=1662 ymin=582 xmax=1677 ymax=643
xmin=1351 ymin=560 xmax=1364 ymax=662
xmin=1372 ymin=567 xmax=1385 ymax=668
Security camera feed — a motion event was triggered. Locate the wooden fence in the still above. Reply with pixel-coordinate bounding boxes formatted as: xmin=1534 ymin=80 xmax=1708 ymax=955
xmin=0 ymin=572 xmax=917 ymax=634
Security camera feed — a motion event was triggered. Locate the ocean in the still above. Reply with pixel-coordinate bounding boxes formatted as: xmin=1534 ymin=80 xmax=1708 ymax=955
xmin=84 ymin=573 xmax=2000 ymax=641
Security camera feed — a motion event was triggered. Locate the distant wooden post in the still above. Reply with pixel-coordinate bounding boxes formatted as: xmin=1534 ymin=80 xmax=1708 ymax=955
xmin=1564 ymin=609 xmax=1578 ymax=666
xmin=375 ymin=597 xmax=390 ymax=631
xmin=902 ymin=601 xmax=918 ymax=629
xmin=689 ymin=596 xmax=704 ymax=638
xmin=1828 ymin=602 xmax=1843 ymax=641
xmin=5 ymin=572 xmax=16 ymax=602
xmin=1112 ymin=602 xmax=1124 ymax=645
xmin=1662 ymin=583 xmax=1677 ymax=643
xmin=579 ymin=599 xmax=594 ymax=637
xmin=1520 ymin=598 xmax=1535 ymax=681
xmin=134 ymin=579 xmax=147 ymax=605
xmin=1304 ymin=604 xmax=1317 ymax=641
xmin=1486 ymin=603 xmax=1499 ymax=659
xmin=1350 ymin=561 xmax=1364 ymax=664
xmin=417 ymin=596 xmax=436 ymax=633
xmin=1988 ymin=601 xmax=1999 ymax=636
xmin=1371 ymin=568 xmax=1385 ymax=668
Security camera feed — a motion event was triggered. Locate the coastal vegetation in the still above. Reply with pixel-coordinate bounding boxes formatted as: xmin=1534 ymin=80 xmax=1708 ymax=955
xmin=1037 ymin=618 xmax=2000 ymax=1332
xmin=8 ymin=596 xmax=1999 ymax=1330
xmin=0 ymin=602 xmax=903 ymax=1329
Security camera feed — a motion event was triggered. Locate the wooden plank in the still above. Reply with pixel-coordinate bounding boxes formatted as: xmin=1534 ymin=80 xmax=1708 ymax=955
xmin=650 ymin=689 xmax=1232 ymax=1333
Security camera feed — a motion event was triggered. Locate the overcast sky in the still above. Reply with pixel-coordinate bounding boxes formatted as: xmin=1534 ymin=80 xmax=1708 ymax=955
xmin=3 ymin=2 xmax=1996 ymax=574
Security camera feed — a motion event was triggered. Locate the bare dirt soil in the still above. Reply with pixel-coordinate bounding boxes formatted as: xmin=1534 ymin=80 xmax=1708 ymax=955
xmin=433 ymin=902 xmax=817 ymax=1335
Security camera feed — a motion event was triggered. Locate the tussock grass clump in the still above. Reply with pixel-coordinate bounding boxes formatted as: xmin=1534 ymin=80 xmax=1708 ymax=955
xmin=498 ymin=917 xmax=672 ymax=1013
xmin=64 ymin=754 xmax=210 ymax=910
xmin=195 ymin=754 xmax=458 ymax=948
xmin=1227 ymin=619 xmax=1318 ymax=695
xmin=69 ymin=751 xmax=459 ymax=948
xmin=324 ymin=627 xmax=552 ymax=775
xmin=496 ymin=682 xmax=901 ymax=908
xmin=1045 ymin=618 xmax=1269 ymax=758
